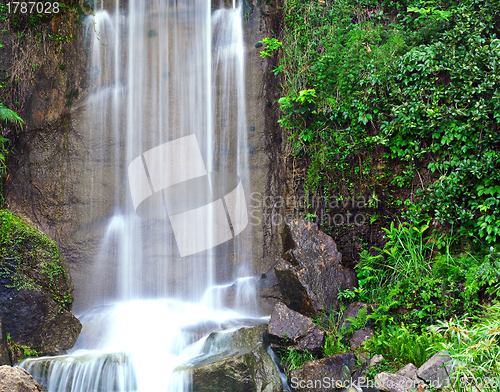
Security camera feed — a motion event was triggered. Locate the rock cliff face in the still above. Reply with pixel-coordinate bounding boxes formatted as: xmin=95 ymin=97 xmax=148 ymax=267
xmin=3 ymin=0 xmax=285 ymax=313
xmin=0 ymin=210 xmax=81 ymax=358
xmin=2 ymin=3 xmax=95 ymax=311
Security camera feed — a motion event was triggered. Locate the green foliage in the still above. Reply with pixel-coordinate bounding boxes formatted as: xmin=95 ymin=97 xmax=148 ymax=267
xmin=323 ymin=331 xmax=346 ymax=357
xmin=279 ymin=0 xmax=409 ymax=196
xmin=354 ymin=221 xmax=434 ymax=303
xmin=279 ymin=348 xmax=316 ymax=371
xmin=0 ymin=103 xmax=24 ymax=129
xmin=6 ymin=333 xmax=38 ymax=361
xmin=350 ymin=221 xmax=494 ymax=326
xmin=258 ymin=38 xmax=282 ymax=58
xmin=0 ymin=103 xmax=23 ymax=196
xmin=364 ymin=323 xmax=444 ymax=368
xmin=386 ymin=2 xmax=500 ymax=242
xmin=323 ymin=306 xmax=368 ymax=356
xmin=430 ymin=305 xmax=500 ymax=378
xmin=278 ymin=0 xmax=500 ymax=243
xmin=367 ymin=221 xmax=433 ymax=287
xmin=362 ymin=357 xmax=397 ymax=380
xmin=0 ymin=137 xmax=10 ymax=180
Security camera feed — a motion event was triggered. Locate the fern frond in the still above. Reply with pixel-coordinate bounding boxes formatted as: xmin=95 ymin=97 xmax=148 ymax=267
xmin=0 ymin=103 xmax=24 ymax=129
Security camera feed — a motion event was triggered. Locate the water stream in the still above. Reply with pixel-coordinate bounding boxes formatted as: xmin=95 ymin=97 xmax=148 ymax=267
xmin=19 ymin=1 xmax=262 ymax=390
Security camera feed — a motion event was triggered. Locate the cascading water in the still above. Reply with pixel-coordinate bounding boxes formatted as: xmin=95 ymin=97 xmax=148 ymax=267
xmin=19 ymin=1 xmax=266 ymax=390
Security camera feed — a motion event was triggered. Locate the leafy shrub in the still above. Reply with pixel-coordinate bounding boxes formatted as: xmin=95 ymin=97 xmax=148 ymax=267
xmin=279 ymin=348 xmax=317 ymax=371
xmin=0 ymin=103 xmax=24 ymax=179
xmin=364 ymin=323 xmax=444 ymax=368
xmin=347 ymin=221 xmax=493 ymax=325
xmin=277 ymin=0 xmax=500 ymax=244
xmin=323 ymin=306 xmax=368 ymax=356
xmin=430 ymin=305 xmax=500 ymax=378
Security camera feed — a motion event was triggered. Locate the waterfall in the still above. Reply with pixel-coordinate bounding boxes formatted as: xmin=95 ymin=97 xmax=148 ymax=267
xmin=19 ymin=1 xmax=262 ymax=390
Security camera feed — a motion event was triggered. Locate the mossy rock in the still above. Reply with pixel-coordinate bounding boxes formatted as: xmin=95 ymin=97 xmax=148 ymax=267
xmin=0 ymin=210 xmax=73 ymax=309
xmin=0 ymin=210 xmax=81 ymax=358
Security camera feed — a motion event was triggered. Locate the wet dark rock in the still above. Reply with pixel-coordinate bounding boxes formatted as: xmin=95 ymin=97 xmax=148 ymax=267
xmin=0 ymin=317 xmax=10 ymax=366
xmin=255 ymin=42 xmax=263 ymax=47
xmin=183 ymin=324 xmax=282 ymax=392
xmin=340 ymin=302 xmax=376 ymax=331
xmin=0 ymin=365 xmax=43 ymax=391
xmin=0 ymin=289 xmax=81 ymax=357
xmin=350 ymin=328 xmax=374 ymax=351
xmin=274 ymin=219 xmax=357 ymax=316
xmin=289 ymin=353 xmax=357 ymax=392
xmin=257 ymin=268 xmax=282 ymax=315
xmin=160 ymin=318 xmax=268 ymax=348
xmin=268 ymin=302 xmax=324 ymax=356
xmin=220 ymin=318 xmax=268 ymax=331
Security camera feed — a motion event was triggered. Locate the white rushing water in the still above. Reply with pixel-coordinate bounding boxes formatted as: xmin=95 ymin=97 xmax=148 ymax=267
xmin=20 ymin=1 xmax=261 ymax=390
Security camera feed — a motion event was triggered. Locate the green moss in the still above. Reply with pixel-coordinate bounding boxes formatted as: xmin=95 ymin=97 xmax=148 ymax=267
xmin=0 ymin=209 xmax=73 ymax=309
xmin=7 ymin=333 xmax=38 ymax=361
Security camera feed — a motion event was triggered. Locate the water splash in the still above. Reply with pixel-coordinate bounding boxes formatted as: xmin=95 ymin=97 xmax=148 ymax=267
xmin=21 ymin=300 xmax=267 ymax=392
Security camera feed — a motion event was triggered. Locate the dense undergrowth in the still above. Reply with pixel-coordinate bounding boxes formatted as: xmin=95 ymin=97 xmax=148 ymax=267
xmin=274 ymin=0 xmax=500 ymax=244
xmin=272 ymin=0 xmax=500 ymax=382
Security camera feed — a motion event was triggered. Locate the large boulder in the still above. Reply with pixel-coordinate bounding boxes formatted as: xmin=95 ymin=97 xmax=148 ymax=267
xmin=268 ymin=302 xmax=324 ymax=356
xmin=416 ymin=351 xmax=456 ymax=389
xmin=274 ymin=219 xmax=357 ymax=316
xmin=183 ymin=324 xmax=282 ymax=392
xmin=289 ymin=353 xmax=357 ymax=392
xmin=0 ymin=365 xmax=43 ymax=391
xmin=0 ymin=210 xmax=81 ymax=357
